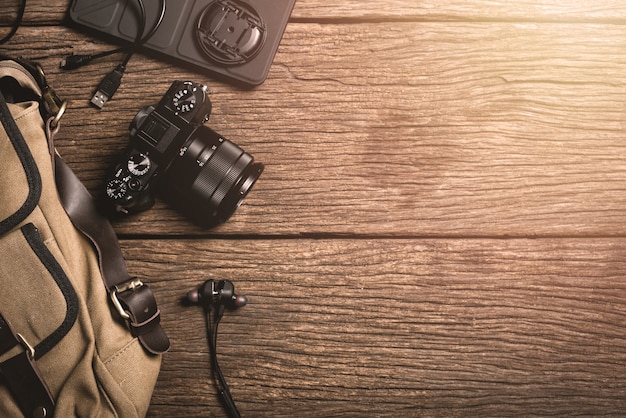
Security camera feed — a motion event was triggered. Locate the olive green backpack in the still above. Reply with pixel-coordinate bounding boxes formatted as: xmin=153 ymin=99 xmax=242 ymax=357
xmin=0 ymin=56 xmax=170 ymax=417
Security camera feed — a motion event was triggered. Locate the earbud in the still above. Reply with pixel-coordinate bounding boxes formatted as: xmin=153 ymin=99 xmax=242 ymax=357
xmin=186 ymin=279 xmax=247 ymax=310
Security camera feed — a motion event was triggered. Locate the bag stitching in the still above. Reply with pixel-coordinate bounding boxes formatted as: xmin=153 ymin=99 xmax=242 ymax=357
xmin=12 ymin=101 xmax=39 ymax=122
xmin=103 ymin=338 xmax=140 ymax=367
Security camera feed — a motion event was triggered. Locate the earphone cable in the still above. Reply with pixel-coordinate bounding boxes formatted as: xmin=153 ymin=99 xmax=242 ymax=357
xmin=207 ymin=307 xmax=242 ymax=418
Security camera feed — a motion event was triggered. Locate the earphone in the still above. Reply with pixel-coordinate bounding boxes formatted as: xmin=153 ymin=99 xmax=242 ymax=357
xmin=186 ymin=279 xmax=247 ymax=418
xmin=187 ymin=279 xmax=248 ymax=311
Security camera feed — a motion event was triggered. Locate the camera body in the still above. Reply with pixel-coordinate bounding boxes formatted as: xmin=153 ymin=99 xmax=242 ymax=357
xmin=105 ymin=80 xmax=263 ymax=227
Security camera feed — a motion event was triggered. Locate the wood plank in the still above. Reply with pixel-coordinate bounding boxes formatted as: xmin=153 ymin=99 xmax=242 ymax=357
xmin=291 ymin=0 xmax=626 ymax=21
xmin=10 ymin=0 xmax=626 ymax=23
xmin=8 ymin=23 xmax=624 ymax=237
xmin=124 ymin=238 xmax=626 ymax=416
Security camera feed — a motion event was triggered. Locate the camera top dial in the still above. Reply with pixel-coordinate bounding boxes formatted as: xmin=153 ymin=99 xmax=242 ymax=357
xmin=160 ymin=81 xmax=211 ymax=125
xmin=172 ymin=86 xmax=197 ymax=115
xmin=127 ymin=153 xmax=151 ymax=176
xmin=106 ymin=178 xmax=127 ymax=200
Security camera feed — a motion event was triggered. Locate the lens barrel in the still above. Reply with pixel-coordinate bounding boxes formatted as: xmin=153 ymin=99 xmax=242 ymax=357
xmin=160 ymin=125 xmax=263 ymax=227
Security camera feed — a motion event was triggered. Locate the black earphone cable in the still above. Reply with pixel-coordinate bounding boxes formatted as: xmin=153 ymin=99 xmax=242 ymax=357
xmin=206 ymin=305 xmax=242 ymax=418
xmin=0 ymin=0 xmax=27 ymax=45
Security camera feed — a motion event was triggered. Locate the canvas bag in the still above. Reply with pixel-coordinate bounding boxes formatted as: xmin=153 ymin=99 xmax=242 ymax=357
xmin=0 ymin=57 xmax=169 ymax=417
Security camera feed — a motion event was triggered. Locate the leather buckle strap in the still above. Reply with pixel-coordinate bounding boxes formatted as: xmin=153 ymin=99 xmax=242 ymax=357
xmin=112 ymin=281 xmax=169 ymax=355
xmin=0 ymin=314 xmax=55 ymax=418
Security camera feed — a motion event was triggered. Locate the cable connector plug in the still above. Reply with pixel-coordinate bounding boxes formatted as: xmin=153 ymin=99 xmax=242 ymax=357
xmin=91 ymin=64 xmax=125 ymax=109
xmin=60 ymin=54 xmax=94 ymax=70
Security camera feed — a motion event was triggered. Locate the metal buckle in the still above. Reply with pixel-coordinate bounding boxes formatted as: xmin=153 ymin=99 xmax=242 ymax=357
xmin=36 ymin=64 xmax=68 ymax=128
xmin=44 ymin=90 xmax=67 ymax=129
xmin=110 ymin=278 xmax=144 ymax=320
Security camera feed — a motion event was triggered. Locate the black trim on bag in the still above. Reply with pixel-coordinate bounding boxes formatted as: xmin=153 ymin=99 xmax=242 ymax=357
xmin=0 ymin=89 xmax=42 ymax=234
xmin=21 ymin=223 xmax=79 ymax=360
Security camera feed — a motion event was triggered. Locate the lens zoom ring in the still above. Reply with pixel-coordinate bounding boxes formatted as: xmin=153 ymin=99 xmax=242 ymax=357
xmin=191 ymin=140 xmax=242 ymax=199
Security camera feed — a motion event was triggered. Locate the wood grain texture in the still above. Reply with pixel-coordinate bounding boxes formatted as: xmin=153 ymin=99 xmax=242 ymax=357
xmin=124 ymin=238 xmax=626 ymax=417
xmin=11 ymin=0 xmax=626 ymax=22
xmin=5 ymin=22 xmax=624 ymax=236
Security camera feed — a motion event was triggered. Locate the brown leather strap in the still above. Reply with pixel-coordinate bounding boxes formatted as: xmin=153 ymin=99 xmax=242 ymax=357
xmin=53 ymin=149 xmax=170 ymax=355
xmin=0 ymin=314 xmax=55 ymax=418
xmin=53 ymin=152 xmax=130 ymax=287
xmin=116 ymin=284 xmax=167 ymax=355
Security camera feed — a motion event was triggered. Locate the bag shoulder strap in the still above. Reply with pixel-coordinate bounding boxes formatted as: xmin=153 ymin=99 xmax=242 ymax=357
xmin=54 ymin=155 xmax=170 ymax=354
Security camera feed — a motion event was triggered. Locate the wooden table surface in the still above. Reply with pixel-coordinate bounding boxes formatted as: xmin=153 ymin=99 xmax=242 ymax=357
xmin=4 ymin=1 xmax=626 ymax=416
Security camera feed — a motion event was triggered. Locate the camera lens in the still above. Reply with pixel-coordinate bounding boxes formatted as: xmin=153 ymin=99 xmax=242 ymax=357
xmin=160 ymin=126 xmax=263 ymax=226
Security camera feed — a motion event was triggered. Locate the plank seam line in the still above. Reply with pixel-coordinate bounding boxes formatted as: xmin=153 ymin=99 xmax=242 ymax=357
xmin=289 ymin=17 xmax=626 ymax=25
xmin=117 ymin=234 xmax=626 ymax=241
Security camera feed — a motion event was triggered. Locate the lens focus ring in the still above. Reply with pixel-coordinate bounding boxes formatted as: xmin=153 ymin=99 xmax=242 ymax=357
xmin=211 ymin=151 xmax=253 ymax=208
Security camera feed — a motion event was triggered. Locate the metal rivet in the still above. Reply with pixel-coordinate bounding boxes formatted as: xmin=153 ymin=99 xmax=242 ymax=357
xmin=32 ymin=406 xmax=47 ymax=418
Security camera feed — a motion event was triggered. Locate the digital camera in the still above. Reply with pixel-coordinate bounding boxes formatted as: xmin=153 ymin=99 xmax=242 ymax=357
xmin=105 ymin=80 xmax=263 ymax=227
